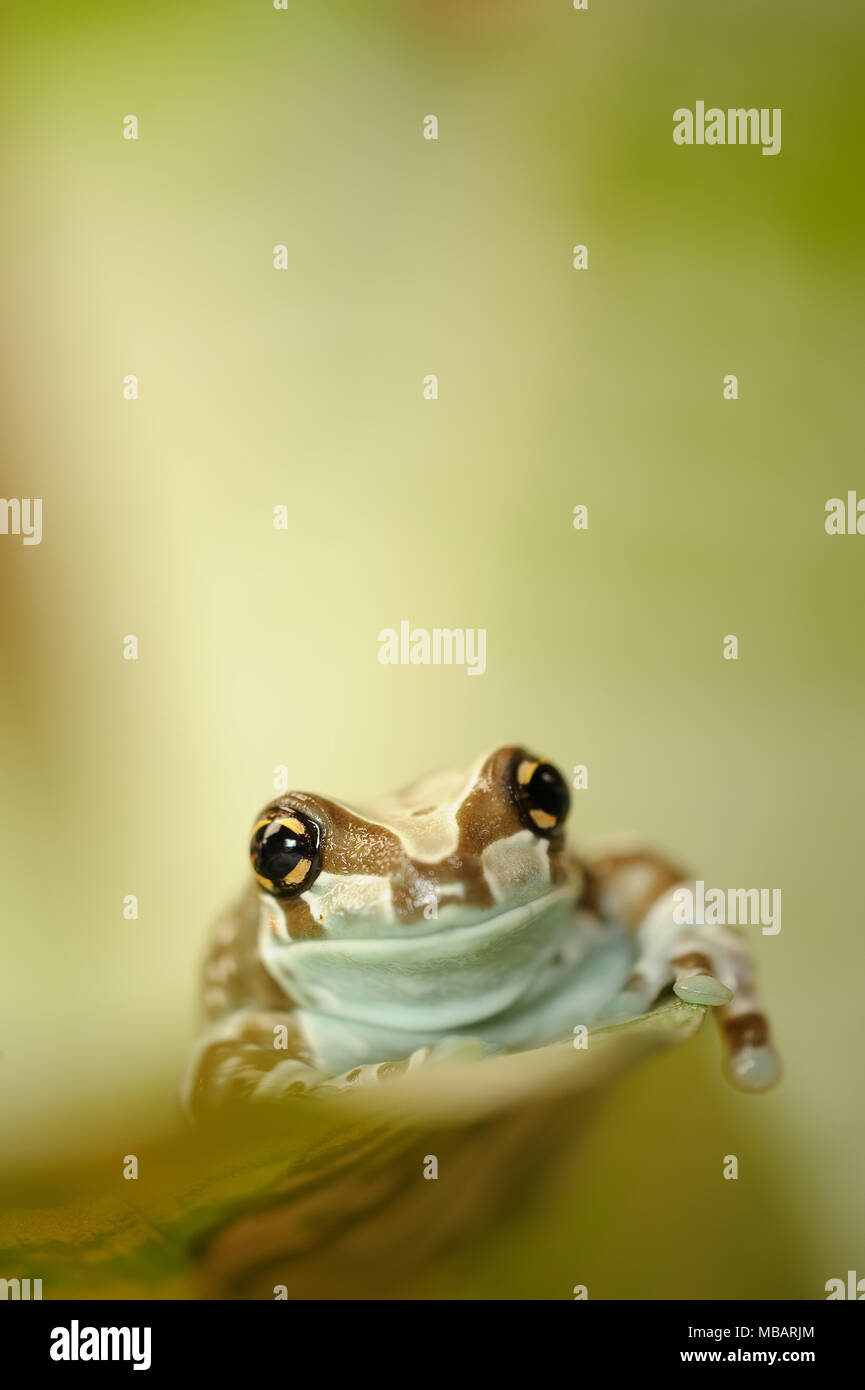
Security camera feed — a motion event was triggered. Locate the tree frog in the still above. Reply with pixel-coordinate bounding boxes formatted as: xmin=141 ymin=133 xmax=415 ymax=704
xmin=186 ymin=745 xmax=779 ymax=1113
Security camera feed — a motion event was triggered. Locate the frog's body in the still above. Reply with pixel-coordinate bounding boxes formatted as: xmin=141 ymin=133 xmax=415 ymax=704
xmin=186 ymin=746 xmax=779 ymax=1112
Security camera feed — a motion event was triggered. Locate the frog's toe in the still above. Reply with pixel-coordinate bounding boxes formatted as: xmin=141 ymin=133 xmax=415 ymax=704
xmin=725 ymin=1042 xmax=781 ymax=1092
xmin=254 ymin=1059 xmax=333 ymax=1100
xmin=673 ymin=973 xmax=733 ymax=1007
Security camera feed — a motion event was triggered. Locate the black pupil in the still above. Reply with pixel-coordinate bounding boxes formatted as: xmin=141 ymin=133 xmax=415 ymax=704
xmin=526 ymin=763 xmax=570 ymax=822
xmin=256 ymin=821 xmax=308 ymax=884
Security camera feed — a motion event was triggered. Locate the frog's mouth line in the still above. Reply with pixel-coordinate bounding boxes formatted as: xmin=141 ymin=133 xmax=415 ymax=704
xmin=263 ymin=884 xmax=590 ymax=1005
xmin=279 ymin=880 xmax=583 ymax=944
xmin=405 ymin=882 xmax=583 ymax=939
xmin=259 ymin=886 xmax=633 ymax=1072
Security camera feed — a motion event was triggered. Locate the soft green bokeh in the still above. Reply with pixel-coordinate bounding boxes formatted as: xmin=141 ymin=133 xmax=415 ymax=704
xmin=1 ymin=0 xmax=863 ymax=1298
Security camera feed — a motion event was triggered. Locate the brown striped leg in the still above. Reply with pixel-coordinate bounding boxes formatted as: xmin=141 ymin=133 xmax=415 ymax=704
xmin=582 ymin=852 xmax=779 ymax=1091
xmin=671 ymin=925 xmax=780 ymax=1091
xmin=583 ymin=849 xmax=732 ymax=1014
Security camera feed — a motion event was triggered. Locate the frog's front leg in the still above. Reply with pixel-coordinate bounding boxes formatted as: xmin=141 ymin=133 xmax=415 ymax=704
xmin=316 ymin=1037 xmax=487 ymax=1094
xmin=183 ymin=1009 xmax=334 ymax=1117
xmin=582 ymin=851 xmax=780 ymax=1092
xmin=184 ymin=1011 xmax=485 ymax=1116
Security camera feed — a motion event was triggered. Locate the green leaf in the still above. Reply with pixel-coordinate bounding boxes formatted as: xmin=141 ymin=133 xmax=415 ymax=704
xmin=0 ymin=1000 xmax=706 ymax=1299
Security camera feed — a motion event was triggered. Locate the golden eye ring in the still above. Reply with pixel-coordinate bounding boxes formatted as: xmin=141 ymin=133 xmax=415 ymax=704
xmin=509 ymin=752 xmax=570 ymax=838
xmin=249 ymin=810 xmax=322 ymax=898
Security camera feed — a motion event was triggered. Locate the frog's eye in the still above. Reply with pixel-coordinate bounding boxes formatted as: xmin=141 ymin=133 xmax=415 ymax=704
xmin=249 ymin=811 xmax=322 ymax=898
xmin=509 ymin=754 xmax=570 ymax=838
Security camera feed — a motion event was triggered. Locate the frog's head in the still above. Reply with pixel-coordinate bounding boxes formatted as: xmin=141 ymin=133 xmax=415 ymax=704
xmin=249 ymin=746 xmax=576 ymax=942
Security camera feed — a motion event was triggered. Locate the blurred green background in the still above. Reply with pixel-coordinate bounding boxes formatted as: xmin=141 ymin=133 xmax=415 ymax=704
xmin=1 ymin=0 xmax=863 ymax=1298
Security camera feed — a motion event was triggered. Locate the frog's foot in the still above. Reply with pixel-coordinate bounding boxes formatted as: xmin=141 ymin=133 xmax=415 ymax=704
xmin=183 ymin=1009 xmax=332 ymax=1115
xmin=671 ymin=957 xmax=733 ymax=1007
xmin=598 ymin=949 xmax=731 ymax=1024
xmin=604 ymin=910 xmax=780 ymax=1092
xmin=184 ymin=1014 xmax=491 ymax=1114
xmin=716 ymin=1009 xmax=780 ymax=1091
xmin=671 ymin=929 xmax=780 ymax=1091
xmin=317 ymin=1036 xmax=487 ymax=1094
xmin=186 ymin=1039 xmax=333 ymax=1113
